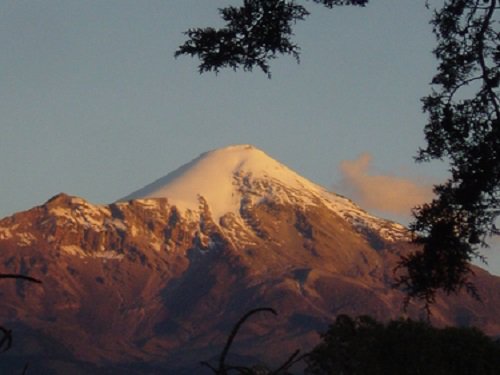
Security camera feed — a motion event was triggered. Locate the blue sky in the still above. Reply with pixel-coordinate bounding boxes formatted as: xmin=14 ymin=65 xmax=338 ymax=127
xmin=1 ymin=1 xmax=499 ymax=273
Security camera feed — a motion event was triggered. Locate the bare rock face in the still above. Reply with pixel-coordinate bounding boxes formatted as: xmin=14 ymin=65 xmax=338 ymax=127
xmin=0 ymin=146 xmax=499 ymax=374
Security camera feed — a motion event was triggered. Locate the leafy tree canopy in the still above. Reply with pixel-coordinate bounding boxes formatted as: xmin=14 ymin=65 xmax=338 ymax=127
xmin=176 ymin=0 xmax=499 ymax=304
xmin=175 ymin=0 xmax=368 ymax=78
xmin=305 ymin=314 xmax=500 ymax=375
xmin=397 ymin=0 xmax=499 ymax=306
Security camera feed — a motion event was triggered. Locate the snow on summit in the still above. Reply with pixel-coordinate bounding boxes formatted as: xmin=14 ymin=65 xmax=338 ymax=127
xmin=122 ymin=144 xmax=318 ymax=219
xmin=121 ymin=144 xmax=408 ymax=240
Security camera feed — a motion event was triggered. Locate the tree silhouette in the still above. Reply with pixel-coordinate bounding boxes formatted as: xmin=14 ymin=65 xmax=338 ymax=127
xmin=396 ymin=0 xmax=499 ymax=305
xmin=176 ymin=0 xmax=499 ymax=303
xmin=175 ymin=0 xmax=368 ymax=78
xmin=305 ymin=314 xmax=500 ymax=375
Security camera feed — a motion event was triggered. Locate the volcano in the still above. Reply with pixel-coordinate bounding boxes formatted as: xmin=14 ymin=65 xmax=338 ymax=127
xmin=0 ymin=145 xmax=499 ymax=374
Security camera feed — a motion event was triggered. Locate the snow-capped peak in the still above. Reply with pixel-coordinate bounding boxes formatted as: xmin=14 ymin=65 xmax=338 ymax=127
xmin=122 ymin=145 xmax=312 ymax=218
xmin=121 ymin=144 xmax=408 ymax=240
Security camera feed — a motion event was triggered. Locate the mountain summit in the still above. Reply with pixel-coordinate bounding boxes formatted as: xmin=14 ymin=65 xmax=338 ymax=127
xmin=122 ymin=144 xmax=304 ymax=219
xmin=0 ymin=145 xmax=499 ymax=374
xmin=123 ymin=144 xmax=407 ymax=241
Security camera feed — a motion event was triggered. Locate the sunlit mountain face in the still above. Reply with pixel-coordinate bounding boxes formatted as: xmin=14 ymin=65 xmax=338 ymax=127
xmin=1 ymin=145 xmax=499 ymax=374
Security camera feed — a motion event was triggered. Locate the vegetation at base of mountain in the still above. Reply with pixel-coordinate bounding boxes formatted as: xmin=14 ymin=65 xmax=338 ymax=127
xmin=176 ymin=0 xmax=499 ymax=304
xmin=201 ymin=309 xmax=500 ymax=375
xmin=305 ymin=314 xmax=500 ymax=375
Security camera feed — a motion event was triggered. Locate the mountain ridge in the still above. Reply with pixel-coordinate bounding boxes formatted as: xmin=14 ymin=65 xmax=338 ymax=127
xmin=0 ymin=145 xmax=499 ymax=374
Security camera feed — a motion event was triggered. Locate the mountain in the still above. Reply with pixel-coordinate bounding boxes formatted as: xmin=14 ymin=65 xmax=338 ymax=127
xmin=0 ymin=144 xmax=499 ymax=374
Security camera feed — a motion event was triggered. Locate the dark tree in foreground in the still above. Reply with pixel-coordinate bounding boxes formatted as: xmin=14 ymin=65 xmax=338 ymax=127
xmin=176 ymin=0 xmax=499 ymax=303
xmin=396 ymin=0 xmax=499 ymax=305
xmin=305 ymin=314 xmax=500 ymax=375
xmin=175 ymin=0 xmax=368 ymax=78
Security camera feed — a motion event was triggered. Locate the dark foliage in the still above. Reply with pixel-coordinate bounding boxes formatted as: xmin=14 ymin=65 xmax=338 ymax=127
xmin=397 ymin=0 xmax=499 ymax=305
xmin=175 ymin=0 xmax=367 ymax=77
xmin=305 ymin=314 xmax=500 ymax=375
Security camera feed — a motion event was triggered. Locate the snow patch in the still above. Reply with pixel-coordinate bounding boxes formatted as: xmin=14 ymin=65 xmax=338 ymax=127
xmin=134 ymin=199 xmax=162 ymax=209
xmin=149 ymin=236 xmax=163 ymax=252
xmin=16 ymin=232 xmax=36 ymax=246
xmin=94 ymin=251 xmax=124 ymax=260
xmin=105 ymin=218 xmax=127 ymax=232
xmin=61 ymin=245 xmax=86 ymax=256
xmin=0 ymin=227 xmax=12 ymax=240
xmin=60 ymin=245 xmax=123 ymax=260
xmin=49 ymin=207 xmax=76 ymax=222
xmin=49 ymin=202 xmax=110 ymax=230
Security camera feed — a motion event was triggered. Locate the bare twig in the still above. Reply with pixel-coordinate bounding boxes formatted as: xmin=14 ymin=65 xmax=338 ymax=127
xmin=218 ymin=307 xmax=277 ymax=373
xmin=0 ymin=274 xmax=41 ymax=284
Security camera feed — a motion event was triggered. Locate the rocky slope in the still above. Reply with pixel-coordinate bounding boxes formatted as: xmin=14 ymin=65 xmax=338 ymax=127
xmin=0 ymin=145 xmax=499 ymax=374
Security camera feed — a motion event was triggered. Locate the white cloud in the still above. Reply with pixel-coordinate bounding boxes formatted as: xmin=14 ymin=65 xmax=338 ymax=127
xmin=336 ymin=153 xmax=434 ymax=222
